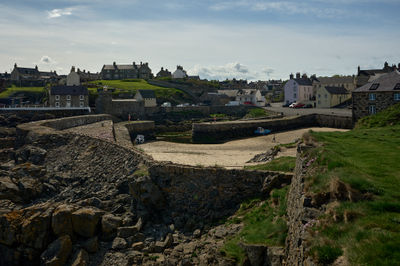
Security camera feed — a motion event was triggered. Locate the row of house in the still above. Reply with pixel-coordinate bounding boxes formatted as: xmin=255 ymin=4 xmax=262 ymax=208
xmin=155 ymin=65 xmax=200 ymax=80
xmin=100 ymin=62 xmax=153 ymax=80
xmin=199 ymin=89 xmax=266 ymax=107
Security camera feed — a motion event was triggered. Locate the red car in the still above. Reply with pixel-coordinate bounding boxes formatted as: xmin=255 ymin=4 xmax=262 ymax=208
xmin=289 ymin=102 xmax=305 ymax=108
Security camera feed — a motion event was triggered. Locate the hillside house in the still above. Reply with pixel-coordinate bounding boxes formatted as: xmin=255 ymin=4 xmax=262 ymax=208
xmin=49 ymin=85 xmax=89 ymax=108
xmin=284 ymin=73 xmax=313 ymax=105
xmin=101 ymin=61 xmax=153 ymax=80
xmin=10 ymin=63 xmax=58 ymax=86
xmin=352 ymin=70 xmax=400 ymax=121
xmin=356 ymin=62 xmax=399 ymax=88
xmin=67 ymin=66 xmax=80 ymax=86
xmin=236 ymin=89 xmax=265 ymax=107
xmin=156 ymin=67 xmax=172 ymax=78
xmin=316 ymin=86 xmax=350 ymax=108
xmin=134 ymin=90 xmax=157 ymax=107
xmin=172 ymin=65 xmax=188 ymax=79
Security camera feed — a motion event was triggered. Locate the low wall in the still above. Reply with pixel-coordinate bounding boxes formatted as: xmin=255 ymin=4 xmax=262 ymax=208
xmin=192 ymin=114 xmax=353 ymax=143
xmin=42 ymin=114 xmax=112 ymax=130
xmin=123 ymin=121 xmax=155 ymax=140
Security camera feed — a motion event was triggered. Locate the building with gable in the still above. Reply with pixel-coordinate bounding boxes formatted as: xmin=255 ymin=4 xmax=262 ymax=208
xmin=284 ymin=73 xmax=314 ymax=105
xmin=316 ymin=86 xmax=350 ymax=108
xmin=156 ymin=67 xmax=172 ymax=78
xmin=356 ymin=62 xmax=399 ymax=88
xmin=172 ymin=65 xmax=188 ymax=79
xmin=10 ymin=63 xmax=58 ymax=86
xmin=235 ymin=89 xmax=265 ymax=107
xmin=134 ymin=90 xmax=157 ymax=107
xmin=101 ymin=61 xmax=153 ymax=80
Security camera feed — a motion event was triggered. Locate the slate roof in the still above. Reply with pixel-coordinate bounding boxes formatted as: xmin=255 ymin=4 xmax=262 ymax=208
xmin=103 ymin=64 xmax=137 ymax=70
xmin=354 ymin=70 xmax=400 ymax=92
xmin=315 ymin=76 xmax=354 ymax=84
xmin=325 ymin=86 xmax=348 ymax=94
xmin=50 ymin=85 xmax=88 ymax=95
xmin=294 ymin=78 xmax=312 ymax=86
xmin=218 ymin=90 xmax=239 ymax=98
xmin=137 ymin=89 xmax=155 ymax=98
xmin=237 ymin=89 xmax=258 ymax=96
xmin=16 ymin=67 xmax=39 ymax=75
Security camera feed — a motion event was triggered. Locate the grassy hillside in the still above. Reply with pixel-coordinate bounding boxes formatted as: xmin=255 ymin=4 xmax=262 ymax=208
xmin=0 ymin=86 xmax=45 ymax=98
xmin=88 ymin=79 xmax=192 ymax=104
xmin=303 ymin=105 xmax=400 ymax=264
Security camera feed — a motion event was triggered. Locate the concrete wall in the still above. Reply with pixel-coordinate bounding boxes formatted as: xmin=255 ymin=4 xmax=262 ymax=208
xmin=192 ymin=114 xmax=353 ymax=143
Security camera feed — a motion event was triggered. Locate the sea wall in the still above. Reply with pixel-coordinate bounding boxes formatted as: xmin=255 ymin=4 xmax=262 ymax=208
xmin=123 ymin=121 xmax=155 ymax=140
xmin=192 ymin=114 xmax=353 ymax=143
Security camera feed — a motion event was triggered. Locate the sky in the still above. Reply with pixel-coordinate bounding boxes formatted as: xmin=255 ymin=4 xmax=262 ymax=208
xmin=0 ymin=0 xmax=399 ymax=81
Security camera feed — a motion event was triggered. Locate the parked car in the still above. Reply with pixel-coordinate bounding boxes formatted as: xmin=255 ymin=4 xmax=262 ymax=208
xmin=289 ymin=102 xmax=297 ymax=108
xmin=303 ymin=104 xmax=313 ymax=108
xmin=282 ymin=102 xmax=291 ymax=107
xmin=161 ymin=102 xmax=172 ymax=107
xmin=290 ymin=102 xmax=305 ymax=108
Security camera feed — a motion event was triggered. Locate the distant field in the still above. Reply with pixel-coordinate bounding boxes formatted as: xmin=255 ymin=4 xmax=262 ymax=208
xmin=88 ymin=79 xmax=192 ymax=103
xmin=0 ymin=86 xmax=45 ymax=98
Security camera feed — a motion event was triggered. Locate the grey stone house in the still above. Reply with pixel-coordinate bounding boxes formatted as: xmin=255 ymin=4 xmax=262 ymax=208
xmin=352 ymin=70 xmax=400 ymax=121
xmin=101 ymin=62 xmax=153 ymax=80
xmin=49 ymin=85 xmax=89 ymax=108
xmin=134 ymin=90 xmax=157 ymax=107
xmin=10 ymin=63 xmax=58 ymax=87
xmin=156 ymin=67 xmax=172 ymax=78
xmin=356 ymin=62 xmax=399 ymax=88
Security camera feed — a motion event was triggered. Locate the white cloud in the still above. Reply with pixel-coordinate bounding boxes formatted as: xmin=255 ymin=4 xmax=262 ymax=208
xmin=40 ymin=56 xmax=56 ymax=64
xmin=47 ymin=8 xmax=73 ymax=19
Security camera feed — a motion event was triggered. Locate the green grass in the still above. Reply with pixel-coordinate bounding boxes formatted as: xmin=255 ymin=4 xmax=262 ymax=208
xmin=88 ymin=79 xmax=192 ymax=103
xmin=356 ymin=102 xmax=400 ymax=129
xmin=244 ymin=108 xmax=270 ymax=118
xmin=0 ymin=86 xmax=45 ymax=98
xmin=156 ymin=131 xmax=192 ymax=143
xmin=222 ymin=187 xmax=288 ymax=264
xmin=304 ymin=124 xmax=400 ymax=265
xmin=245 ymin=156 xmax=296 ymax=172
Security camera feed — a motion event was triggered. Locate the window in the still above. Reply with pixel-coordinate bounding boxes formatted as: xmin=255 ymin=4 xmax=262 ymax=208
xmin=66 ymin=101 xmax=71 ymax=108
xmin=318 ymin=94 xmax=321 ymax=98
xmin=394 ymin=93 xmax=400 ymax=101
xmin=80 ymin=101 xmax=84 ymax=107
xmin=394 ymin=83 xmax=400 ymax=90
xmin=55 ymin=102 xmax=60 ymax=108
xmin=55 ymin=95 xmax=60 ymax=100
xmin=369 ymin=83 xmax=379 ymax=90
xmin=67 ymin=95 xmax=71 ymax=100
xmin=318 ymin=100 xmax=321 ymax=104
xmin=369 ymin=93 xmax=376 ymax=101
xmin=369 ymin=105 xmax=376 ymax=115
xmin=294 ymin=93 xmax=297 ymax=98
xmin=79 ymin=95 xmax=84 ymax=100
xmin=325 ymin=94 xmax=327 ymax=98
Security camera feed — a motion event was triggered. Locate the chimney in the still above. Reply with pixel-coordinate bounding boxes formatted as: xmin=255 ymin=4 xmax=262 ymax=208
xmin=302 ymin=73 xmax=308 ymax=79
xmin=35 ymin=65 xmax=38 ymax=70
xmin=113 ymin=61 xmax=116 ymax=66
xmin=71 ymin=66 xmax=76 ymax=72
xmin=357 ymin=65 xmax=360 ymax=74
xmin=289 ymin=73 xmax=294 ymax=79
xmin=296 ymin=72 xmax=300 ymax=79
xmin=161 ymin=67 xmax=164 ymax=71
xmin=140 ymin=61 xmax=142 ymax=66
xmin=384 ymin=61 xmax=389 ymax=69
xmin=14 ymin=63 xmax=17 ymax=68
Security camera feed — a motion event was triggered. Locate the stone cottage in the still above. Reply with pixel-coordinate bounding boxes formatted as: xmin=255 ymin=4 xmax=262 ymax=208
xmin=49 ymin=85 xmax=89 ymax=108
xmin=134 ymin=90 xmax=157 ymax=107
xmin=10 ymin=63 xmax=58 ymax=87
xmin=352 ymin=70 xmax=400 ymax=121
xmin=356 ymin=62 xmax=399 ymax=88
xmin=101 ymin=61 xmax=153 ymax=80
xmin=156 ymin=67 xmax=172 ymax=78
xmin=316 ymin=86 xmax=350 ymax=108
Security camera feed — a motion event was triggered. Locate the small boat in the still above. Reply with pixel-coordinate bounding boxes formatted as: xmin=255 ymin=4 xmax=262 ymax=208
xmin=254 ymin=127 xmax=271 ymax=135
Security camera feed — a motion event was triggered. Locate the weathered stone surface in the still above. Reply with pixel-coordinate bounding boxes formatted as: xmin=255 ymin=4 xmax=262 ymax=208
xmin=52 ymin=204 xmax=76 ymax=237
xmin=70 ymin=249 xmax=89 ymax=266
xmin=15 ymin=145 xmax=47 ymax=165
xmin=239 ymin=243 xmax=267 ymax=266
xmin=129 ymin=175 xmax=165 ymax=211
xmin=71 ymin=207 xmax=103 ymax=238
xmin=112 ymin=237 xmax=128 ymax=250
xmin=41 ymin=235 xmax=72 ymax=266
xmin=132 ymin=241 xmax=144 ymax=250
xmin=0 ymin=210 xmax=22 ymax=246
xmin=117 ymin=225 xmax=138 ymax=238
xmin=82 ymin=236 xmax=98 ymax=253
xmin=101 ymin=213 xmax=122 ymax=236
xmin=0 ymin=176 xmax=21 ymax=202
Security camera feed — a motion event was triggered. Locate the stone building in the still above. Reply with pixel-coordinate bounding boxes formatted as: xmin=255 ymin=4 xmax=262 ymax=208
xmin=316 ymin=86 xmax=350 ymax=108
xmin=49 ymin=85 xmax=89 ymax=108
xmin=313 ymin=75 xmax=356 ymax=93
xmin=67 ymin=66 xmax=80 ymax=86
xmin=352 ymin=70 xmax=400 ymax=121
xmin=101 ymin=61 xmax=153 ymax=80
xmin=10 ymin=63 xmax=58 ymax=87
xmin=172 ymin=65 xmax=188 ymax=79
xmin=95 ymin=91 xmax=145 ymax=119
xmin=134 ymin=90 xmax=157 ymax=107
xmin=156 ymin=67 xmax=172 ymax=78
xmin=284 ymin=73 xmax=314 ymax=105
xmin=356 ymin=62 xmax=399 ymax=88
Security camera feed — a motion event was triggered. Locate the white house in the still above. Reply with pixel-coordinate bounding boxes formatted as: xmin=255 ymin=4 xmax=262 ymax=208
xmin=235 ymin=89 xmax=265 ymax=107
xmin=284 ymin=73 xmax=313 ymax=105
xmin=66 ymin=66 xmax=80 ymax=86
xmin=134 ymin=89 xmax=157 ymax=107
xmin=172 ymin=65 xmax=188 ymax=79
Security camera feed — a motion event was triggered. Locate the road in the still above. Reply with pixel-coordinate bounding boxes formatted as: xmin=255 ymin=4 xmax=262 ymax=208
xmin=265 ymin=103 xmax=352 ymax=117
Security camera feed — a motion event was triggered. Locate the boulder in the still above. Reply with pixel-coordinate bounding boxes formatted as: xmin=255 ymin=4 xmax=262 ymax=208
xmin=82 ymin=236 xmax=98 ymax=253
xmin=70 ymin=249 xmax=89 ymax=266
xmin=239 ymin=243 xmax=267 ymax=266
xmin=0 ymin=210 xmax=22 ymax=246
xmin=41 ymin=235 xmax=72 ymax=266
xmin=131 ymin=241 xmax=144 ymax=250
xmin=112 ymin=237 xmax=128 ymax=250
xmin=0 ymin=176 xmax=21 ymax=202
xmin=20 ymin=205 xmax=53 ymax=249
xmin=101 ymin=213 xmax=122 ymax=237
xmin=52 ymin=204 xmax=76 ymax=237
xmin=117 ymin=226 xmax=138 ymax=238
xmin=129 ymin=175 xmax=165 ymax=211
xmin=71 ymin=207 xmax=103 ymax=238
xmin=15 ymin=145 xmax=47 ymax=165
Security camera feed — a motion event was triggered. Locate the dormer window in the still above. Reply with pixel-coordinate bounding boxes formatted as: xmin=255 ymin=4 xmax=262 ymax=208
xmin=369 ymin=83 xmax=379 ymax=90
xmin=394 ymin=83 xmax=400 ymax=90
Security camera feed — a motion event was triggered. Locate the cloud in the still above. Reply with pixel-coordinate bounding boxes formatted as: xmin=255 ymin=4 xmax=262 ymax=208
xmin=47 ymin=8 xmax=73 ymax=19
xmin=40 ymin=56 xmax=56 ymax=64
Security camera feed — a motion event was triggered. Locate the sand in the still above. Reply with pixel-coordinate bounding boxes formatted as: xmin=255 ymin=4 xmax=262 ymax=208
xmin=139 ymin=127 xmax=348 ymax=168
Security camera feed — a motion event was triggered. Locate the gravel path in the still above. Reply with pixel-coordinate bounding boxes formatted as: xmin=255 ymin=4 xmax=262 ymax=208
xmin=139 ymin=127 xmax=348 ymax=168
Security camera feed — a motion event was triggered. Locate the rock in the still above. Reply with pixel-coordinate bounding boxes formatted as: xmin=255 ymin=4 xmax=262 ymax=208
xmin=129 ymin=175 xmax=165 ymax=211
xmin=132 ymin=241 xmax=144 ymax=250
xmin=101 ymin=213 xmax=122 ymax=237
xmin=52 ymin=204 xmax=75 ymax=237
xmin=164 ymin=233 xmax=174 ymax=248
xmin=0 ymin=176 xmax=21 ymax=202
xmin=15 ymin=145 xmax=47 ymax=165
xmin=70 ymin=249 xmax=89 ymax=266
xmin=239 ymin=243 xmax=267 ymax=266
xmin=82 ymin=236 xmax=98 ymax=253
xmin=267 ymin=247 xmax=284 ymax=266
xmin=112 ymin=237 xmax=128 ymax=250
xmin=154 ymin=241 xmax=166 ymax=253
xmin=193 ymin=229 xmax=201 ymax=238
xmin=117 ymin=226 xmax=138 ymax=238
xmin=0 ymin=210 xmax=22 ymax=246
xmin=41 ymin=235 xmax=72 ymax=266
xmin=71 ymin=207 xmax=103 ymax=238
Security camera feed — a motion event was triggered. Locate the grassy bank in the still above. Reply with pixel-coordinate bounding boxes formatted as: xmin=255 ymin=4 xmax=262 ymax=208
xmin=222 ymin=187 xmax=288 ymax=264
xmin=0 ymin=86 xmax=45 ymax=98
xmin=245 ymin=156 xmax=296 ymax=172
xmin=304 ymin=104 xmax=400 ymax=264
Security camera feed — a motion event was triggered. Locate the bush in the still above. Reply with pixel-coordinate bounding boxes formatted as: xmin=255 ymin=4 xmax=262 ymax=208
xmin=312 ymin=245 xmax=343 ymax=264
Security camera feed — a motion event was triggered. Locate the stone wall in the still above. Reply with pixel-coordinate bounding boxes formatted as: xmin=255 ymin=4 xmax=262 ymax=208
xmin=352 ymin=91 xmax=399 ymax=121
xmin=123 ymin=121 xmax=155 ymax=141
xmin=42 ymin=114 xmax=112 ymax=130
xmin=95 ymin=92 xmax=145 ymax=120
xmin=0 ymin=108 xmax=91 ymax=118
xmin=192 ymin=114 xmax=353 ymax=143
